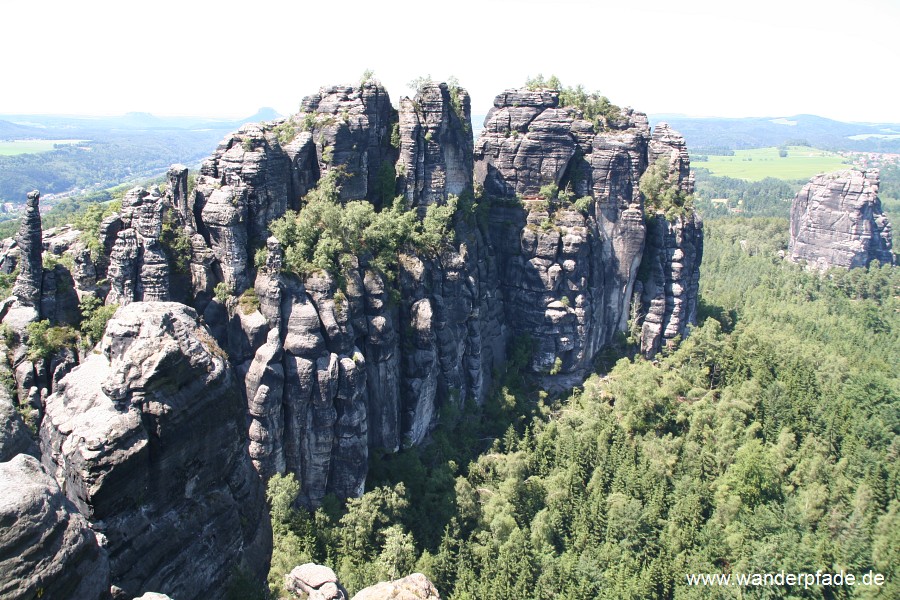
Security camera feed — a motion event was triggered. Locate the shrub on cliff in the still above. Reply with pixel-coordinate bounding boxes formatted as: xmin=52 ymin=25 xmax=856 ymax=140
xmin=524 ymin=74 xmax=622 ymax=130
xmin=639 ymin=156 xmax=695 ymax=220
xmin=269 ymin=170 xmax=458 ymax=278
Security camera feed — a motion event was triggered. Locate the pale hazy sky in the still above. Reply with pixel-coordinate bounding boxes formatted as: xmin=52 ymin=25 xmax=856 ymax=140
xmin=2 ymin=0 xmax=897 ymax=122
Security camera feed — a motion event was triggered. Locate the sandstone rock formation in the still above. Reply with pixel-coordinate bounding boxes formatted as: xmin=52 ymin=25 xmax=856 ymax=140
xmin=285 ymin=563 xmax=348 ymax=600
xmin=637 ymin=214 xmax=703 ymax=356
xmin=352 ymin=573 xmax=441 ymax=600
xmin=106 ymin=186 xmax=171 ymax=305
xmin=282 ymin=564 xmax=439 ymax=600
xmin=39 ymin=302 xmax=269 ymax=599
xmin=636 ymin=124 xmax=703 ymax=356
xmin=789 ymin=169 xmax=894 ymax=270
xmin=476 ymin=89 xmax=651 ymax=376
xmin=0 ymin=385 xmax=36 ymax=462
xmin=0 ymin=454 xmax=110 ymax=600
xmin=397 ymin=82 xmax=473 ymax=209
xmin=11 ymin=190 xmax=43 ymax=308
xmin=0 ymin=81 xmax=703 ymax=527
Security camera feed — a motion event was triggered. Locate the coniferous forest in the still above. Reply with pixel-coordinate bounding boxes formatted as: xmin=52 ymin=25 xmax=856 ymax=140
xmin=261 ymin=214 xmax=899 ymax=599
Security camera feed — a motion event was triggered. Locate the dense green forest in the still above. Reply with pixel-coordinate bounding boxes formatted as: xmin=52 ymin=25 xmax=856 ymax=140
xmin=262 ymin=216 xmax=898 ymax=599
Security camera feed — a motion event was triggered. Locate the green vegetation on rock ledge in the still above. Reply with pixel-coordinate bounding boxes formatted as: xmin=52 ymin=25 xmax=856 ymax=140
xmin=269 ymin=169 xmax=458 ymax=278
xmin=525 ymin=74 xmax=622 ymax=131
xmin=640 ymin=156 xmax=695 ymax=220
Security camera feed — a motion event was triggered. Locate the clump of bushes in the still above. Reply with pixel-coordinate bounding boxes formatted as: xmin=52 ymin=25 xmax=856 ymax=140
xmin=639 ymin=156 xmax=695 ymax=221
xmin=238 ymin=288 xmax=260 ymax=315
xmin=269 ymin=170 xmax=457 ymax=278
xmin=25 ymin=320 xmax=78 ymax=360
xmin=524 ymin=74 xmax=622 ymax=130
xmin=79 ymin=295 xmax=118 ymax=345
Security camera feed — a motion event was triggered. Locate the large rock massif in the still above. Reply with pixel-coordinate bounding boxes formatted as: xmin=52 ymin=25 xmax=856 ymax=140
xmin=0 ymin=81 xmax=703 ymax=597
xmin=789 ymin=169 xmax=894 ymax=270
xmin=28 ymin=302 xmax=269 ymax=599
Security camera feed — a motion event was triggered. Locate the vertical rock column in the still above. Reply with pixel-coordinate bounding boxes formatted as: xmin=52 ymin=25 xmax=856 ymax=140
xmin=637 ymin=124 xmax=703 ymax=357
xmin=11 ymin=190 xmax=43 ymax=309
xmin=106 ymin=187 xmax=171 ymax=305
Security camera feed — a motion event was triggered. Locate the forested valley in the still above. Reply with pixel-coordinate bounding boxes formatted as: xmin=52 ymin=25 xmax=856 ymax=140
xmin=259 ymin=213 xmax=898 ymax=599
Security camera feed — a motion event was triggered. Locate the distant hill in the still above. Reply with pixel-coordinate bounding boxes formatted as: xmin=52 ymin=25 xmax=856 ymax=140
xmin=0 ymin=108 xmax=282 ymax=138
xmin=0 ymin=119 xmax=43 ymax=138
xmin=0 ymin=108 xmax=280 ymax=203
xmin=649 ymin=113 xmax=900 ymax=153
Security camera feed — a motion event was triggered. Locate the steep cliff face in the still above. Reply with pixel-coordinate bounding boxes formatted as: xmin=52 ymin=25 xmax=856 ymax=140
xmin=1 ymin=81 xmax=703 ymax=527
xmin=106 ymin=187 xmax=171 ymax=305
xmin=474 ymin=89 xmax=650 ymax=377
xmin=397 ymin=83 xmax=473 ymax=209
xmin=789 ymin=169 xmax=894 ymax=270
xmin=39 ymin=302 xmax=269 ymax=599
xmin=637 ymin=214 xmax=703 ymax=356
xmin=636 ymin=124 xmax=703 ymax=357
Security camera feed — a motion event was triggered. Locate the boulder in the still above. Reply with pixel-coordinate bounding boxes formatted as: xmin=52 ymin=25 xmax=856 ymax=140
xmin=352 ymin=573 xmax=440 ymax=600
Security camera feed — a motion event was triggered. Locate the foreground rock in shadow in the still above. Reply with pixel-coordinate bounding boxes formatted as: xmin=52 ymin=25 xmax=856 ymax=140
xmin=39 ymin=302 xmax=270 ymax=599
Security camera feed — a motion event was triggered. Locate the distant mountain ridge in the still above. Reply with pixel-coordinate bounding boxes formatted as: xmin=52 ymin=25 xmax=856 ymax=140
xmin=648 ymin=113 xmax=900 ymax=153
xmin=0 ymin=107 xmax=283 ymax=138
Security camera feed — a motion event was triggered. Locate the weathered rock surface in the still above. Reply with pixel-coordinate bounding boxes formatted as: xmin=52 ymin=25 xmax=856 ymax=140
xmin=105 ymin=187 xmax=172 ymax=305
xmin=39 ymin=302 xmax=269 ymax=599
xmin=0 ymin=385 xmax=36 ymax=462
xmin=285 ymin=563 xmax=348 ymax=600
xmin=352 ymin=573 xmax=441 ymax=600
xmin=789 ymin=169 xmax=894 ymax=270
xmin=648 ymin=122 xmax=694 ymax=194
xmin=10 ymin=191 xmax=43 ymax=308
xmin=636 ymin=125 xmax=703 ymax=356
xmin=397 ymin=83 xmax=473 ymax=209
xmin=0 ymin=82 xmax=703 ymax=533
xmin=637 ymin=214 xmax=703 ymax=356
xmin=296 ymin=83 xmax=397 ymax=207
xmin=0 ymin=454 xmax=110 ymax=600
xmin=476 ymin=89 xmax=651 ymax=377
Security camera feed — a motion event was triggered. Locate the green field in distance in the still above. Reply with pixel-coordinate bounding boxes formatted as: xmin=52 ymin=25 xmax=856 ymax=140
xmin=693 ymin=146 xmax=848 ymax=181
xmin=0 ymin=139 xmax=85 ymax=156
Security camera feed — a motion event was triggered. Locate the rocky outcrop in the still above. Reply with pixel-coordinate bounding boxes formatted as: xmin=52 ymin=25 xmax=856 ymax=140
xmin=297 ymin=83 xmax=398 ymax=207
xmin=648 ymin=122 xmax=694 ymax=194
xmin=39 ymin=302 xmax=269 ymax=599
xmin=636 ymin=125 xmax=703 ymax=356
xmin=397 ymin=83 xmax=473 ymax=209
xmin=285 ymin=563 xmax=348 ymax=600
xmin=476 ymin=89 xmax=651 ymax=377
xmin=789 ymin=169 xmax=894 ymax=270
xmin=0 ymin=454 xmax=110 ymax=600
xmin=105 ymin=187 xmax=171 ymax=305
xmin=11 ymin=191 xmax=43 ymax=308
xmin=637 ymin=214 xmax=703 ymax=356
xmin=352 ymin=573 xmax=441 ymax=600
xmin=282 ymin=564 xmax=439 ymax=600
xmin=0 ymin=385 xmax=36 ymax=462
